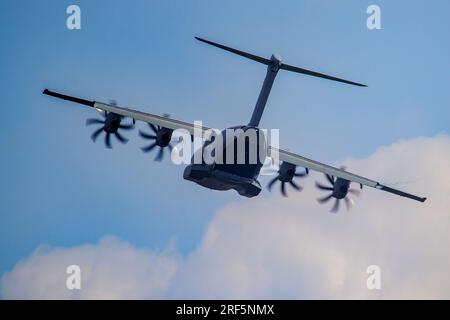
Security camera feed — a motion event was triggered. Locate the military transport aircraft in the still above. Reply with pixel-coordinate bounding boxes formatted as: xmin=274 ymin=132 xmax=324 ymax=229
xmin=43 ymin=37 xmax=426 ymax=213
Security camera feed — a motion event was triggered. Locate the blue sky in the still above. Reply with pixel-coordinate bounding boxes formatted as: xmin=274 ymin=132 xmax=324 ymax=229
xmin=0 ymin=0 xmax=449 ymax=280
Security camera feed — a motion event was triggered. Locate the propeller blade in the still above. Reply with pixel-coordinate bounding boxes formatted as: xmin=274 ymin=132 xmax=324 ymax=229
xmin=348 ymin=189 xmax=361 ymax=196
xmin=115 ymin=131 xmax=128 ymax=144
xmin=119 ymin=123 xmax=134 ymax=130
xmin=317 ymin=194 xmax=333 ymax=204
xmin=139 ymin=131 xmax=157 ymax=140
xmin=326 ymin=174 xmax=335 ymax=186
xmin=331 ymin=199 xmax=340 ymax=213
xmin=281 ymin=182 xmax=287 ymax=197
xmin=315 ymin=181 xmax=334 ymax=191
xmin=155 ymin=147 xmax=164 ymax=161
xmin=289 ymin=180 xmax=303 ymax=191
xmin=267 ymin=176 xmax=278 ymax=191
xmin=141 ymin=142 xmax=157 ymax=153
xmin=105 ymin=133 xmax=112 ymax=149
xmin=149 ymin=123 xmax=158 ymax=134
xmin=294 ymin=171 xmax=308 ymax=177
xmin=91 ymin=127 xmax=104 ymax=142
xmin=86 ymin=118 xmax=104 ymax=126
xmin=344 ymin=197 xmax=354 ymax=211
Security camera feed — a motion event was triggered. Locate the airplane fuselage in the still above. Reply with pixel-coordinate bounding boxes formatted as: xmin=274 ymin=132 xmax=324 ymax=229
xmin=183 ymin=54 xmax=282 ymax=197
xmin=183 ymin=125 xmax=266 ymax=197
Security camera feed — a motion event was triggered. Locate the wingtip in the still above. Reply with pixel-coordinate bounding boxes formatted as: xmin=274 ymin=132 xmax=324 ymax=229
xmin=41 ymin=89 xmax=95 ymax=107
xmin=195 ymin=36 xmax=208 ymax=44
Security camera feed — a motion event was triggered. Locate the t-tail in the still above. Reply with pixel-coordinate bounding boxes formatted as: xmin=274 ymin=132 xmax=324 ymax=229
xmin=195 ymin=37 xmax=367 ymax=127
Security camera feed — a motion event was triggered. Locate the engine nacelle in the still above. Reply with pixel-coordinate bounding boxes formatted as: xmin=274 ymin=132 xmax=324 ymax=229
xmin=103 ymin=112 xmax=122 ymax=134
xmin=156 ymin=127 xmax=173 ymax=147
xmin=277 ymin=162 xmax=296 ymax=182
xmin=332 ymin=178 xmax=351 ymax=199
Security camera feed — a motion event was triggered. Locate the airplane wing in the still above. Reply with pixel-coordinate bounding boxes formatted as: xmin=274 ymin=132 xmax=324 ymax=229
xmin=268 ymin=146 xmax=427 ymax=202
xmin=43 ymin=89 xmax=427 ymax=203
xmin=42 ymin=89 xmax=210 ymax=137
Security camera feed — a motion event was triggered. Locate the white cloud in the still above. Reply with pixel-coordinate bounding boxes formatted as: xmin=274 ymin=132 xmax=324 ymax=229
xmin=2 ymin=134 xmax=450 ymax=299
xmin=1 ymin=236 xmax=178 ymax=299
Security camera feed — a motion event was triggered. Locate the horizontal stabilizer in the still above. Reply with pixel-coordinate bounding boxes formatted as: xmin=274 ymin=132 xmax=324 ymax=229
xmin=280 ymin=63 xmax=366 ymax=87
xmin=195 ymin=36 xmax=367 ymax=87
xmin=195 ymin=37 xmax=271 ymax=65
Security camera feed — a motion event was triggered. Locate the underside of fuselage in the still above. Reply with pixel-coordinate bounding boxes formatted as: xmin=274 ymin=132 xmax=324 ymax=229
xmin=183 ymin=163 xmax=263 ymax=197
xmin=182 ymin=125 xmax=266 ymax=197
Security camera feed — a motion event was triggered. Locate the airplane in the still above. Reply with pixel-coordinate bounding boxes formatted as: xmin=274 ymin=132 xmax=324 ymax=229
xmin=43 ymin=37 xmax=426 ymax=212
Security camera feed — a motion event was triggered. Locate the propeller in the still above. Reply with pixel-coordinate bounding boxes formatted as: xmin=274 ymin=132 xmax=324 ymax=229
xmin=315 ymin=166 xmax=361 ymax=213
xmin=85 ymin=104 xmax=135 ymax=149
xmin=267 ymin=161 xmax=309 ymax=197
xmin=139 ymin=114 xmax=174 ymax=161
